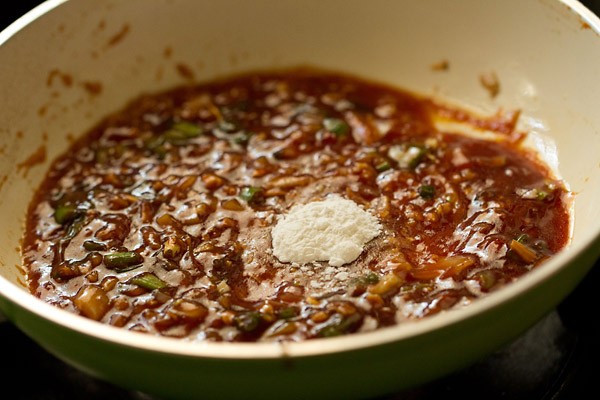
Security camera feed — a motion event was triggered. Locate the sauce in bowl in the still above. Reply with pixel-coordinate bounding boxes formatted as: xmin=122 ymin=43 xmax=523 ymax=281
xmin=21 ymin=68 xmax=570 ymax=342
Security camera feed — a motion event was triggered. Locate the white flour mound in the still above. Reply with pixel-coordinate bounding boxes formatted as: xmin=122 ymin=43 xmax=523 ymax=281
xmin=271 ymin=195 xmax=382 ymax=267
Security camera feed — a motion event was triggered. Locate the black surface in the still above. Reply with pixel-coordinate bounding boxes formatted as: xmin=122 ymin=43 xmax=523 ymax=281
xmin=1 ymin=1 xmax=599 ymax=399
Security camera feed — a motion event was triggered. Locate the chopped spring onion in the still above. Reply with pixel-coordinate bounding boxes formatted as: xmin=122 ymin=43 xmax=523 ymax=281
xmin=316 ymin=313 xmax=361 ymax=338
xmin=356 ymin=272 xmax=380 ymax=286
xmin=277 ymin=307 xmax=298 ymax=319
xmin=171 ymin=121 xmax=203 ymax=137
xmin=235 ymin=311 xmax=262 ymax=332
xmin=323 ymin=117 xmax=349 ymax=137
xmin=144 ymin=135 xmax=165 ymax=150
xmin=239 ymin=186 xmax=263 ymax=203
xmin=130 ymin=273 xmax=168 ymax=290
xmin=388 ymin=144 xmax=427 ymax=169
xmin=162 ymin=130 xmax=191 ymax=143
xmin=475 ymin=270 xmax=497 ymax=290
xmin=103 ymin=251 xmax=144 ymax=271
xmin=418 ymin=184 xmax=436 ymax=199
xmin=375 ymin=161 xmax=391 ymax=172
xmin=54 ymin=204 xmax=79 ymax=225
xmin=232 ymin=131 xmax=253 ymax=145
xmin=536 ymin=190 xmax=549 ymax=200
xmin=146 ymin=121 xmax=203 ymax=151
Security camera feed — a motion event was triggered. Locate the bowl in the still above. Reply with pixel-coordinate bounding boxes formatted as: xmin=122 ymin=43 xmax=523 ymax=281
xmin=1 ymin=1 xmax=600 ymax=399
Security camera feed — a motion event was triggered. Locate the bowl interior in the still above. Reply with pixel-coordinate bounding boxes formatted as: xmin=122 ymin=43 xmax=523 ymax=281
xmin=1 ymin=0 xmax=599 ymax=362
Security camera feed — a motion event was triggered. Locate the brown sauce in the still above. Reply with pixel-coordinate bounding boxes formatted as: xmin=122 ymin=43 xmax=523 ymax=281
xmin=21 ymin=68 xmax=570 ymax=342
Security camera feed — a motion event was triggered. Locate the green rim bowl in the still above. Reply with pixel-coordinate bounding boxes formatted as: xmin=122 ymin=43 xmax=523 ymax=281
xmin=1 ymin=1 xmax=600 ymax=399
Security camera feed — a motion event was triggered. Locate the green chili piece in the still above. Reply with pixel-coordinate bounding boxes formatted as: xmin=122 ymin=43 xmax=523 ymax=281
xmin=536 ymin=190 xmax=549 ymax=200
xmin=130 ymin=273 xmax=168 ymax=290
xmin=172 ymin=121 xmax=203 ymax=138
xmin=278 ymin=307 xmax=298 ymax=319
xmin=388 ymin=144 xmax=427 ymax=170
xmin=375 ymin=161 xmax=391 ymax=172
xmin=154 ymin=146 xmax=168 ymax=159
xmin=323 ymin=117 xmax=349 ymax=137
xmin=354 ymin=272 xmax=380 ymax=286
xmin=476 ymin=270 xmax=497 ymax=290
xmin=239 ymin=186 xmax=263 ymax=203
xmin=104 ymin=251 xmax=144 ymax=271
xmin=162 ymin=121 xmax=203 ymax=145
xmin=418 ymin=185 xmax=436 ymax=199
xmin=362 ymin=272 xmax=380 ymax=285
xmin=233 ymin=131 xmax=253 ymax=146
xmin=406 ymin=146 xmax=427 ymax=169
xmin=317 ymin=313 xmax=361 ymax=338
xmin=144 ymin=135 xmax=168 ymax=159
xmin=54 ymin=204 xmax=79 ymax=225
xmin=144 ymin=135 xmax=165 ymax=150
xmin=318 ymin=325 xmax=343 ymax=337
xmin=235 ymin=311 xmax=261 ymax=332
xmin=163 ymin=129 xmax=189 ymax=143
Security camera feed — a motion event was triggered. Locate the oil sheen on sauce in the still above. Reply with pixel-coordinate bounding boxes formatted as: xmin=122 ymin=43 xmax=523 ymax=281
xmin=21 ymin=68 xmax=571 ymax=342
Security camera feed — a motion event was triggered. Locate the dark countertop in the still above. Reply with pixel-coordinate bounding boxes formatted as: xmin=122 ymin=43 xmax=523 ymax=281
xmin=1 ymin=1 xmax=599 ymax=399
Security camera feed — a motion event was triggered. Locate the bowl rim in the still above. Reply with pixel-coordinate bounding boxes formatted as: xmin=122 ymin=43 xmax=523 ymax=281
xmin=1 ymin=0 xmax=599 ymax=360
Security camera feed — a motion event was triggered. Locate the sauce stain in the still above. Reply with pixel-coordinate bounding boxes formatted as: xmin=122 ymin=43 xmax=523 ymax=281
xmin=0 ymin=175 xmax=8 ymax=192
xmin=107 ymin=24 xmax=130 ymax=47
xmin=155 ymin=66 xmax=165 ymax=82
xmin=431 ymin=59 xmax=450 ymax=72
xmin=47 ymin=69 xmax=73 ymax=88
xmin=17 ymin=145 xmax=47 ymax=177
xmin=81 ymin=81 xmax=103 ymax=96
xmin=479 ymin=71 xmax=500 ymax=99
xmin=176 ymin=62 xmax=196 ymax=81
xmin=38 ymin=105 xmax=48 ymax=117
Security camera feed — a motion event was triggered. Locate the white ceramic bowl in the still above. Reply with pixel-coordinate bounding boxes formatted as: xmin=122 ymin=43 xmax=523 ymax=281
xmin=1 ymin=1 xmax=599 ymax=399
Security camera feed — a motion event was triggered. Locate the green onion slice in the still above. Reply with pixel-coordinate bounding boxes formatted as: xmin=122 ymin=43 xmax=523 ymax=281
xmin=239 ymin=186 xmax=263 ymax=203
xmin=323 ymin=117 xmax=349 ymax=137
xmin=172 ymin=121 xmax=203 ymax=137
xmin=103 ymin=251 xmax=144 ymax=272
xmin=54 ymin=204 xmax=79 ymax=225
xmin=375 ymin=161 xmax=391 ymax=172
xmin=418 ymin=185 xmax=436 ymax=199
xmin=235 ymin=311 xmax=261 ymax=332
xmin=130 ymin=273 xmax=168 ymax=290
